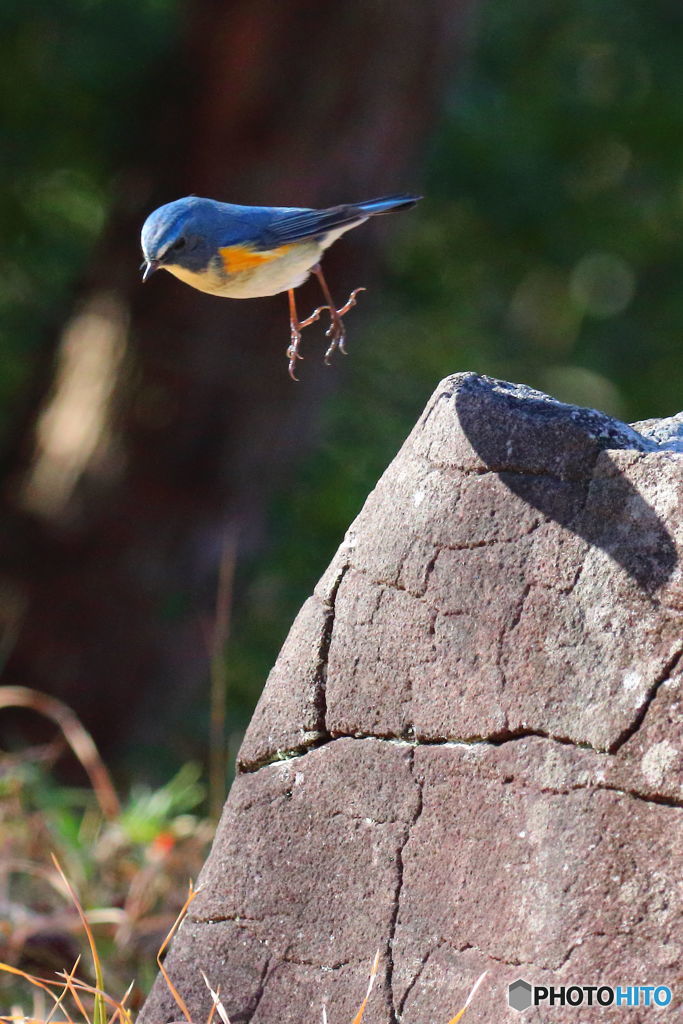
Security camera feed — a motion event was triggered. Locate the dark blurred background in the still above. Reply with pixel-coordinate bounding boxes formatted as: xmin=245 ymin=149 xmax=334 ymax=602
xmin=2 ymin=0 xmax=683 ymax=784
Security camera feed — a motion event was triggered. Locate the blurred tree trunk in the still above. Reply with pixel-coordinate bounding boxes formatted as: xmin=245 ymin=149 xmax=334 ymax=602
xmin=0 ymin=0 xmax=476 ymax=762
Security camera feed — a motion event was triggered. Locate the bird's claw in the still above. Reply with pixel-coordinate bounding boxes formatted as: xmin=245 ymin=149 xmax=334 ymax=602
xmin=322 ymin=287 xmax=366 ymax=362
xmin=286 ymin=283 xmax=365 ymax=378
xmin=287 ymin=327 xmax=306 ymax=381
xmin=324 ymin=320 xmax=346 ymax=363
xmin=287 ymin=303 xmax=331 ymax=379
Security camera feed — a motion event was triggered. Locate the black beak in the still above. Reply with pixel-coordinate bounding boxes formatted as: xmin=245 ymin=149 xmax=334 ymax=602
xmin=141 ymin=259 xmax=160 ymax=282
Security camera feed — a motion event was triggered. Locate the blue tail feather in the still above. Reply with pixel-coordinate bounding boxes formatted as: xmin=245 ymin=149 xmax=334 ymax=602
xmin=357 ymin=194 xmax=421 ymax=215
xmin=263 ymin=193 xmax=421 ymax=246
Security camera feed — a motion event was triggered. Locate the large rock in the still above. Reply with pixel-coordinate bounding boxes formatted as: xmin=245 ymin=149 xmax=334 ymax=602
xmin=141 ymin=374 xmax=683 ymax=1024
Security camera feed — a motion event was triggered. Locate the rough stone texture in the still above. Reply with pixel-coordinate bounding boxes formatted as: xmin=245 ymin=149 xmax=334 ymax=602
xmin=141 ymin=375 xmax=683 ymax=1024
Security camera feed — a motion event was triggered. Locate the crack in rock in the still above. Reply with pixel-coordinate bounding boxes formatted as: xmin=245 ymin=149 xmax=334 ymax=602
xmin=386 ymin=750 xmax=424 ymax=1024
xmin=511 ymin=773 xmax=683 ymax=811
xmin=583 ymin=782 xmax=683 ymax=811
xmin=239 ymin=731 xmax=683 ymax=811
xmin=313 ymin=559 xmax=351 ymax=738
xmin=607 ymin=646 xmax=683 ymax=753
xmin=280 ymin=955 xmax=355 ymax=970
xmin=241 ymin=726 xmax=603 ymax=775
xmin=396 ymin=941 xmax=443 ymax=1018
xmin=244 ymin=955 xmax=271 ymax=1024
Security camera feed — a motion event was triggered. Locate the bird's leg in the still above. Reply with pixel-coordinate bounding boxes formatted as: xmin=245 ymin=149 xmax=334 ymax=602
xmin=312 ymin=264 xmax=366 ymax=364
xmin=287 ymin=288 xmax=327 ymax=380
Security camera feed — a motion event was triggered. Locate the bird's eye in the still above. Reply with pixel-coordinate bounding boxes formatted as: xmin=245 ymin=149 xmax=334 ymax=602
xmin=172 ymin=237 xmax=186 ymax=251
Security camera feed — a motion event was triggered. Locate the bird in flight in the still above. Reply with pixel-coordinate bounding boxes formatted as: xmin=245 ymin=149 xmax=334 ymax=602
xmin=141 ymin=193 xmax=420 ymax=379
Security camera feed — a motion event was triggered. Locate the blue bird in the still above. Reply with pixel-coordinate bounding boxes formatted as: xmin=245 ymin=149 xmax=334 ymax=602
xmin=140 ymin=193 xmax=420 ymax=379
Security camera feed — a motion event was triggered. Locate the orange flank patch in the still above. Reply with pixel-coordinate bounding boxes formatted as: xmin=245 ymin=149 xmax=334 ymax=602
xmin=219 ymin=243 xmax=293 ymax=274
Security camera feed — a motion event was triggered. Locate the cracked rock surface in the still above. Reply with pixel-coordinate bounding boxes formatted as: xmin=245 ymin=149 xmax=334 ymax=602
xmin=141 ymin=374 xmax=683 ymax=1024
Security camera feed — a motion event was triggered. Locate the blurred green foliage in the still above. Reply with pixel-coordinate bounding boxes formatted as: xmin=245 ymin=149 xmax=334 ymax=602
xmin=227 ymin=0 xmax=683 ymax=728
xmin=399 ymin=0 xmax=683 ymax=420
xmin=0 ymin=0 xmax=180 ymax=436
xmin=0 ymin=757 xmax=210 ymax=1004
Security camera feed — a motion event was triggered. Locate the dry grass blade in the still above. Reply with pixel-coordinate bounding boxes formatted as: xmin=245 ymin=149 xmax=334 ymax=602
xmin=50 ymin=856 xmax=105 ymax=1024
xmin=108 ymin=979 xmax=134 ymax=1024
xmin=0 ymin=962 xmax=75 ymax=1014
xmin=59 ymin=970 xmax=91 ymax=1024
xmin=201 ymin=971 xmax=231 ymax=1024
xmin=446 ymin=970 xmax=488 ymax=1024
xmin=156 ymin=882 xmax=202 ymax=1023
xmin=0 ymin=686 xmax=120 ymax=819
xmin=45 ymin=957 xmax=81 ymax=1024
xmin=351 ymin=951 xmax=380 ymax=1024
xmin=2 ymin=1019 xmax=71 ymax=1024
xmin=2 ymin=859 xmax=76 ymax=899
xmin=0 ymin=964 xmax=133 ymax=1024
xmin=54 ymin=976 xmax=133 ymax=1024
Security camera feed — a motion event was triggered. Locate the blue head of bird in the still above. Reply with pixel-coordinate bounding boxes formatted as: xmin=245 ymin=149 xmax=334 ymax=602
xmin=140 ymin=197 xmax=219 ymax=281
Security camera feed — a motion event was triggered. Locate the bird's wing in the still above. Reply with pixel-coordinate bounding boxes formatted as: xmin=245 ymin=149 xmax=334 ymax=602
xmin=214 ymin=194 xmax=419 ymax=251
xmin=255 ymin=194 xmax=419 ymax=248
xmin=256 ymin=204 xmax=368 ymax=248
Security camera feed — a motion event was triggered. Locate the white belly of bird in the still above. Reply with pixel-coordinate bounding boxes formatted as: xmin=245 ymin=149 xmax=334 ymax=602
xmin=165 ymin=240 xmax=324 ymax=299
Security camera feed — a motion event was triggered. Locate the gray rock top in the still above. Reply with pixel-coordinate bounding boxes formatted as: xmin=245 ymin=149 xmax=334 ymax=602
xmin=633 ymin=410 xmax=683 ymax=451
xmin=452 ymin=372 xmax=656 ymax=452
xmin=455 ymin=371 xmax=683 ymax=453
